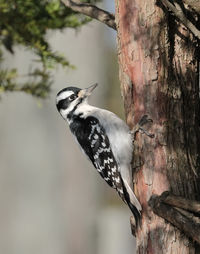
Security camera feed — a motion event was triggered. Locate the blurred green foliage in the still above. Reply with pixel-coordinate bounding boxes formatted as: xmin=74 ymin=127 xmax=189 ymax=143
xmin=0 ymin=0 xmax=100 ymax=98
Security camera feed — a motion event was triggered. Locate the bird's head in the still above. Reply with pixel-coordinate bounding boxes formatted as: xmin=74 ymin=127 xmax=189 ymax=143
xmin=56 ymin=83 xmax=98 ymax=120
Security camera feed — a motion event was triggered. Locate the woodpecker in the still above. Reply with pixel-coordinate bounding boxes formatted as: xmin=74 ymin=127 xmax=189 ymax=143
xmin=56 ymin=83 xmax=153 ymax=226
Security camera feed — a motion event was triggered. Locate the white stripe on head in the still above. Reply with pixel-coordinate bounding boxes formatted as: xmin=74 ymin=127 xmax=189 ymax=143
xmin=59 ymin=99 xmax=79 ymax=122
xmin=56 ymin=91 xmax=74 ymax=103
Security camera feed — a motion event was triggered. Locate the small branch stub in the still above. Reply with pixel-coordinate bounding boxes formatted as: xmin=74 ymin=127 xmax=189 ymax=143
xmin=160 ymin=191 xmax=200 ymax=214
xmin=149 ymin=193 xmax=200 ymax=244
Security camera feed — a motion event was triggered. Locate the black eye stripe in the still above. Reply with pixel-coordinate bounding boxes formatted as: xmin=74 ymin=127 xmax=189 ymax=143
xmin=56 ymin=99 xmax=70 ymax=111
xmin=56 ymin=93 xmax=79 ymax=111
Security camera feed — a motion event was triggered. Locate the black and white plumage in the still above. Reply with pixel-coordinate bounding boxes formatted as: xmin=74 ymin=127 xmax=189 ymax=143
xmin=56 ymin=84 xmax=142 ymax=225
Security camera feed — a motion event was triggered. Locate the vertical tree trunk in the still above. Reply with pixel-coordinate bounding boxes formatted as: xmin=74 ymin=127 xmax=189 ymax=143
xmin=115 ymin=0 xmax=200 ymax=253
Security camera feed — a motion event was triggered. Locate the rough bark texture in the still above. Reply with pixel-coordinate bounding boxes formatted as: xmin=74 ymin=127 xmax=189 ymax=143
xmin=115 ymin=0 xmax=200 ymax=253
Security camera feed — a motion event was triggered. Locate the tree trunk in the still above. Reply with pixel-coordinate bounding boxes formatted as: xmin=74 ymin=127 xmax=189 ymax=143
xmin=115 ymin=0 xmax=200 ymax=253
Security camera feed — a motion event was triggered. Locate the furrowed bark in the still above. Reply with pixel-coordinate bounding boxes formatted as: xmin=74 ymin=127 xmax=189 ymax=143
xmin=161 ymin=0 xmax=200 ymax=40
xmin=115 ymin=0 xmax=200 ymax=253
xmin=182 ymin=0 xmax=200 ymax=12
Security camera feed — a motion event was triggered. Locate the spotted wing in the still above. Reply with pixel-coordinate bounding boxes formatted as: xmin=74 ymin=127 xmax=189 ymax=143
xmin=70 ymin=116 xmax=124 ymax=198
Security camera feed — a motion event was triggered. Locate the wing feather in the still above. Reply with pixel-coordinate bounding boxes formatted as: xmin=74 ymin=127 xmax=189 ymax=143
xmin=69 ymin=115 xmax=141 ymax=225
xmin=70 ymin=116 xmax=124 ymax=198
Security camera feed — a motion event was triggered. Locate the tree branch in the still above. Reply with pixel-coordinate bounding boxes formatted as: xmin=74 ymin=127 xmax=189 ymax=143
xmin=61 ymin=0 xmax=116 ymax=30
xmin=149 ymin=195 xmax=200 ymax=244
xmin=159 ymin=191 xmax=200 ymax=214
xmin=160 ymin=0 xmax=200 ymax=40
xmin=174 ymin=207 xmax=200 ymax=224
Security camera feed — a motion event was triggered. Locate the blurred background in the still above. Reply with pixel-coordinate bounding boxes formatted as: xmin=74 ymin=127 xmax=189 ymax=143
xmin=0 ymin=1 xmax=136 ymax=253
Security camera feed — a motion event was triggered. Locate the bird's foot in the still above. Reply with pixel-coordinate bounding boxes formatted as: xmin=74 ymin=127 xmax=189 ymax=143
xmin=131 ymin=115 xmax=154 ymax=139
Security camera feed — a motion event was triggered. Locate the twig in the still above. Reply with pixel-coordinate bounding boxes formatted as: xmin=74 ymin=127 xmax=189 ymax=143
xmin=160 ymin=191 xmax=200 ymax=214
xmin=160 ymin=0 xmax=200 ymax=40
xmin=149 ymin=195 xmax=200 ymax=244
xmin=61 ymin=0 xmax=116 ymax=30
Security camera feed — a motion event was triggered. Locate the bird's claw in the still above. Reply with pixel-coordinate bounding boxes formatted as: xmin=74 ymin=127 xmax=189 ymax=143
xmin=131 ymin=115 xmax=154 ymax=139
xmin=138 ymin=127 xmax=154 ymax=138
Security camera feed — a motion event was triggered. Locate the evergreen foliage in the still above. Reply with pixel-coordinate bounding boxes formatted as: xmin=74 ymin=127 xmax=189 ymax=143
xmin=0 ymin=0 xmax=100 ymax=98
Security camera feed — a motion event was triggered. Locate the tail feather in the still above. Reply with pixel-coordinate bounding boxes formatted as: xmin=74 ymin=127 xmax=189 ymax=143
xmin=128 ymin=202 xmax=141 ymax=227
xmin=121 ymin=178 xmax=142 ymax=227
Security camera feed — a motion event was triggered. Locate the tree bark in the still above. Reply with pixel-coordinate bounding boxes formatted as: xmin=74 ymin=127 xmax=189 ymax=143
xmin=115 ymin=0 xmax=200 ymax=253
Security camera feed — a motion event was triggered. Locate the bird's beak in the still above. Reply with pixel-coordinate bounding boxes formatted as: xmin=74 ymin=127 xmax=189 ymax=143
xmin=78 ymin=83 xmax=98 ymax=99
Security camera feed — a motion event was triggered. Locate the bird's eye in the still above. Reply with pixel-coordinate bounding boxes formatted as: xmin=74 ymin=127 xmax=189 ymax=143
xmin=69 ymin=94 xmax=76 ymax=101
